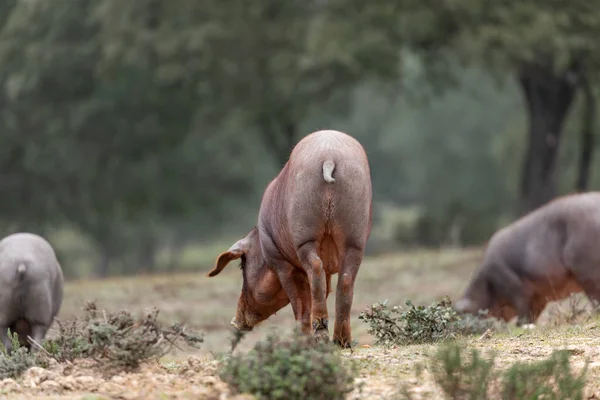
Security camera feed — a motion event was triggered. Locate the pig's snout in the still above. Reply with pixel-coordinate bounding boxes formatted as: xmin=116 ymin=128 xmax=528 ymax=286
xmin=454 ymin=298 xmax=475 ymax=315
xmin=230 ymin=317 xmax=253 ymax=332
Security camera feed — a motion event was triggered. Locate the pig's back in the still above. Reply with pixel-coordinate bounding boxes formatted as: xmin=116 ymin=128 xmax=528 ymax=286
xmin=485 ymin=192 xmax=600 ymax=278
xmin=0 ymin=233 xmax=61 ymax=284
xmin=285 ymin=130 xmax=372 ymax=247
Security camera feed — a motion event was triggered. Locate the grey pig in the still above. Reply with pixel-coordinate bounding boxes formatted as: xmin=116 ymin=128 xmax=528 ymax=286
xmin=0 ymin=232 xmax=64 ymax=354
xmin=455 ymin=192 xmax=600 ymax=326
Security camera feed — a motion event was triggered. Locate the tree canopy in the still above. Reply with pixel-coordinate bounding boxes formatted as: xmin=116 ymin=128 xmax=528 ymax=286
xmin=0 ymin=0 xmax=599 ymax=276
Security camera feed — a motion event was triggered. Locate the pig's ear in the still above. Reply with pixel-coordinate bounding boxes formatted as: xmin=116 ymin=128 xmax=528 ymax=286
xmin=207 ymin=237 xmax=249 ymax=277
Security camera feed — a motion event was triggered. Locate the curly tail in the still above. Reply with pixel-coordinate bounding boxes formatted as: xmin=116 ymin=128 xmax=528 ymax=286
xmin=16 ymin=263 xmax=26 ymax=281
xmin=322 ymin=160 xmax=336 ymax=183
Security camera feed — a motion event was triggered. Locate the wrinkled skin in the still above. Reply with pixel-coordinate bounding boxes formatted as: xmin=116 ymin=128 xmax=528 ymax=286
xmin=455 ymin=192 xmax=600 ymax=326
xmin=208 ymin=130 xmax=373 ymax=348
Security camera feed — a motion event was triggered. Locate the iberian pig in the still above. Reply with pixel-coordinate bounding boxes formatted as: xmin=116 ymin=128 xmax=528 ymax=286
xmin=455 ymin=192 xmax=600 ymax=325
xmin=208 ymin=130 xmax=373 ymax=347
xmin=0 ymin=232 xmax=64 ymax=353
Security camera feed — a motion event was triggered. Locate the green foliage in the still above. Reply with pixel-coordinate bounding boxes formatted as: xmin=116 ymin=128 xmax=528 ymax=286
xmin=220 ymin=330 xmax=355 ymax=400
xmin=428 ymin=344 xmax=588 ymax=400
xmin=359 ymin=297 xmax=503 ymax=345
xmin=502 ymin=350 xmax=588 ymax=400
xmin=0 ymin=330 xmax=38 ymax=380
xmin=44 ymin=302 xmax=203 ymax=371
xmin=385 ymin=0 xmax=600 ymax=80
xmin=0 ymin=0 xmax=598 ymax=278
xmin=432 ymin=343 xmax=495 ymax=400
xmin=409 ymin=202 xmax=499 ymax=248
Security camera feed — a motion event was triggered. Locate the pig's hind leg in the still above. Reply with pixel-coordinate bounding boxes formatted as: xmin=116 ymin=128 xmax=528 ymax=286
xmin=568 ymin=262 xmax=600 ymax=308
xmin=333 ymin=246 xmax=363 ymax=348
xmin=28 ymin=323 xmax=49 ymax=353
xmin=564 ymin=237 xmax=600 ymax=308
xmin=297 ymin=242 xmax=330 ymax=342
xmin=23 ymin=286 xmax=52 ymax=351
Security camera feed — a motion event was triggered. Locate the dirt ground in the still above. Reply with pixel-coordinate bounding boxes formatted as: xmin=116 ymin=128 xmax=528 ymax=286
xmin=2 ymin=247 xmax=600 ymax=399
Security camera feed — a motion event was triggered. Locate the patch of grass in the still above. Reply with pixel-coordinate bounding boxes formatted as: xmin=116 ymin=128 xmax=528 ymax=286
xmin=359 ymin=297 xmax=503 ymax=346
xmin=421 ymin=342 xmax=589 ymax=400
xmin=431 ymin=343 xmax=496 ymax=400
xmin=0 ymin=330 xmax=38 ymax=379
xmin=220 ymin=329 xmax=355 ymax=400
xmin=44 ymin=301 xmax=204 ymax=371
xmin=502 ymin=350 xmax=588 ymax=400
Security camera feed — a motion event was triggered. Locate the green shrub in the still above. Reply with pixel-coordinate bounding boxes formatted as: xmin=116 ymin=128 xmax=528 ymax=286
xmin=426 ymin=344 xmax=588 ymax=400
xmin=220 ymin=330 xmax=355 ymax=400
xmin=431 ymin=343 xmax=495 ymax=400
xmin=359 ymin=297 xmax=502 ymax=345
xmin=0 ymin=330 xmax=38 ymax=379
xmin=44 ymin=301 xmax=203 ymax=371
xmin=502 ymin=350 xmax=587 ymax=400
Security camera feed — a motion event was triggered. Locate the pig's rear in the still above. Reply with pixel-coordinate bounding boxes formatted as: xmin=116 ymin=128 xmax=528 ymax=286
xmin=0 ymin=233 xmax=64 ymax=351
xmin=286 ymin=130 xmax=372 ymax=251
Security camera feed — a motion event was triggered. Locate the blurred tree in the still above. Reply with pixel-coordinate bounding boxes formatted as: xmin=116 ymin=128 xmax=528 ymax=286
xmin=576 ymin=77 xmax=596 ymax=192
xmin=195 ymin=0 xmax=402 ymax=166
xmin=0 ymin=0 xmax=258 ymax=276
xmin=368 ymin=0 xmax=600 ymax=214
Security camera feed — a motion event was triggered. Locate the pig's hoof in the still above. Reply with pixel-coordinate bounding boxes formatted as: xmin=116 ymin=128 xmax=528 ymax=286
xmin=522 ymin=323 xmax=536 ymax=330
xmin=312 ymin=318 xmax=329 ymax=331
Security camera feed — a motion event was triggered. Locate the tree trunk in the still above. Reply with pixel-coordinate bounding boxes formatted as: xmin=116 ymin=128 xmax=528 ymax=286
xmin=517 ymin=63 xmax=580 ymax=215
xmin=576 ymin=77 xmax=595 ymax=192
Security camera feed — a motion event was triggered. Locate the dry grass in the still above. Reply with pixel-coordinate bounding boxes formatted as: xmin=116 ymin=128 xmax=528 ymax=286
xmin=58 ymin=246 xmax=484 ymax=353
xmin=348 ymin=321 xmax=600 ymax=399
xmin=22 ymin=245 xmax=600 ymax=399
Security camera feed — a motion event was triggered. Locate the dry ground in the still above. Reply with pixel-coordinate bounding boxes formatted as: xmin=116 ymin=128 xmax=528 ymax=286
xmin=2 ymin=247 xmax=600 ymax=399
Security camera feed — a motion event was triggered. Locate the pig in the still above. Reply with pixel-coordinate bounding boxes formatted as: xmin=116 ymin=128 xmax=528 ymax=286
xmin=207 ymin=129 xmax=372 ymax=347
xmin=0 ymin=232 xmax=64 ymax=354
xmin=455 ymin=192 xmax=600 ymax=326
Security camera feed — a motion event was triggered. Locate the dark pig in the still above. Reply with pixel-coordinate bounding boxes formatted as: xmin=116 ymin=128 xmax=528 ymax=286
xmin=455 ymin=192 xmax=600 ymax=325
xmin=0 ymin=233 xmax=64 ymax=353
xmin=208 ymin=130 xmax=373 ymax=347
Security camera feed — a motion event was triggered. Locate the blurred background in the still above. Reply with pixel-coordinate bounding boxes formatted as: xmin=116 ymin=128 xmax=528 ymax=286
xmin=0 ymin=0 xmax=599 ymax=349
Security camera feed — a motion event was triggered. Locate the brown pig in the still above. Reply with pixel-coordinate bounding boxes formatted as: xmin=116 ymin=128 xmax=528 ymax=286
xmin=207 ymin=130 xmax=372 ymax=347
xmin=455 ymin=192 xmax=600 ymax=325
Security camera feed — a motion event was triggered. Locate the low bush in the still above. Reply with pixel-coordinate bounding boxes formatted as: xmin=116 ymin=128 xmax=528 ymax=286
xmin=425 ymin=343 xmax=588 ymax=400
xmin=44 ymin=301 xmax=204 ymax=371
xmin=431 ymin=343 xmax=495 ymax=400
xmin=220 ymin=329 xmax=355 ymax=400
xmin=359 ymin=297 xmax=503 ymax=345
xmin=0 ymin=331 xmax=38 ymax=379
xmin=502 ymin=350 xmax=587 ymax=400
xmin=0 ymin=302 xmax=203 ymax=381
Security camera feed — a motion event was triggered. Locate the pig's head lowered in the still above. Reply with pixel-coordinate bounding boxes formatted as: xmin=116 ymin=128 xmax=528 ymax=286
xmin=454 ymin=272 xmax=517 ymax=322
xmin=207 ymin=228 xmax=289 ymax=332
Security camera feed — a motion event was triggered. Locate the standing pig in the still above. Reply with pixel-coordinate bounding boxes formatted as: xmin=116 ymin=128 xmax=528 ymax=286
xmin=0 ymin=232 xmax=64 ymax=353
xmin=455 ymin=192 xmax=600 ymax=326
xmin=208 ymin=130 xmax=372 ymax=347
